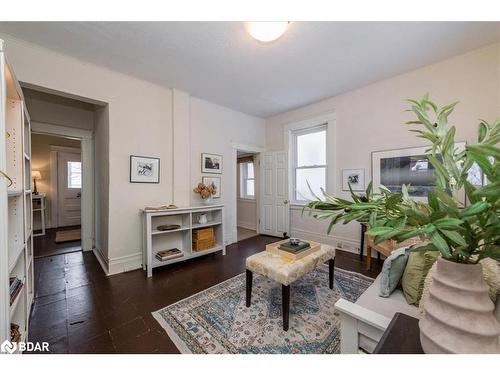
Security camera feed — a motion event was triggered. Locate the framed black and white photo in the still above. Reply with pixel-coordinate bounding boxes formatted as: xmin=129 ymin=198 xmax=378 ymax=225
xmin=371 ymin=143 xmax=466 ymax=203
xmin=201 ymin=153 xmax=223 ymax=174
xmin=202 ymin=176 xmax=221 ymax=198
xmin=130 ymin=155 xmax=160 ymax=183
xmin=342 ymin=169 xmax=365 ymax=191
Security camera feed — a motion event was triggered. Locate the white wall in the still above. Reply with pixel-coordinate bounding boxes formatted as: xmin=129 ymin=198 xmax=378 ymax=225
xmin=94 ymin=104 xmax=109 ymax=263
xmin=237 ymin=199 xmax=257 ymax=230
xmin=25 ymin=90 xmax=95 ymax=131
xmin=189 ymin=97 xmax=266 ymax=242
xmin=266 ymin=43 xmax=500 ymax=255
xmin=2 ymin=34 xmax=266 ymax=274
xmin=1 ymin=34 xmax=173 ymax=274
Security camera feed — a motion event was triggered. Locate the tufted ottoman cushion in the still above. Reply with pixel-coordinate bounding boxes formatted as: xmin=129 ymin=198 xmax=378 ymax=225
xmin=245 ymin=244 xmax=335 ymax=286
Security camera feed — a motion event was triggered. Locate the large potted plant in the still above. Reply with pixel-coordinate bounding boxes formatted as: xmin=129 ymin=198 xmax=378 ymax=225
xmin=306 ymin=95 xmax=500 ymax=353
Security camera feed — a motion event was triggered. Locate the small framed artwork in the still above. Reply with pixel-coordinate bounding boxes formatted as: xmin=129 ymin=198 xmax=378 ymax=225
xmin=202 ymin=176 xmax=221 ymax=198
xmin=342 ymin=169 xmax=365 ymax=191
xmin=201 ymin=153 xmax=223 ymax=174
xmin=130 ymin=155 xmax=160 ymax=183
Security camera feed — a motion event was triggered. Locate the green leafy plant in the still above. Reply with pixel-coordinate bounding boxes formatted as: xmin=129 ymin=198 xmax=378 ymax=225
xmin=306 ymin=95 xmax=500 ymax=264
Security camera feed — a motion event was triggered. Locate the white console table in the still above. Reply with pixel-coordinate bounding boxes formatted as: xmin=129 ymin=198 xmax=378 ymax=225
xmin=142 ymin=204 xmax=225 ymax=277
xmin=32 ymin=193 xmax=46 ymax=237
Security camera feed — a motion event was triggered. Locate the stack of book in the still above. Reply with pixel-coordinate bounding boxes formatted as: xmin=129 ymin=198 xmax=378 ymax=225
xmin=156 ymin=248 xmax=183 ymax=262
xmin=278 ymin=240 xmax=311 ymax=254
xmin=9 ymin=277 xmax=23 ymax=305
xmin=267 ymin=239 xmax=321 ymax=261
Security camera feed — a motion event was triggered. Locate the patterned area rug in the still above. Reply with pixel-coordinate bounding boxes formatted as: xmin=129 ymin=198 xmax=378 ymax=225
xmin=153 ymin=265 xmax=373 ymax=354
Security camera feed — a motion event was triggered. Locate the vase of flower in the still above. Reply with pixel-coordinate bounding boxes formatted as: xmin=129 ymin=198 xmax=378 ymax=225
xmin=419 ymin=258 xmax=500 ymax=353
xmin=193 ymin=182 xmax=216 ymax=206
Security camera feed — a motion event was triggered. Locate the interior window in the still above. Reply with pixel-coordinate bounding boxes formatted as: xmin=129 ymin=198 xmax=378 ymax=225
xmin=67 ymin=161 xmax=82 ymax=189
xmin=240 ymin=161 xmax=255 ymax=199
xmin=292 ymin=125 xmax=327 ymax=202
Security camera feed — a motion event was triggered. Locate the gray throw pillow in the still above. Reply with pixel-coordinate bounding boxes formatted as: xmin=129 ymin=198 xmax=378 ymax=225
xmin=379 ymin=246 xmax=410 ymax=297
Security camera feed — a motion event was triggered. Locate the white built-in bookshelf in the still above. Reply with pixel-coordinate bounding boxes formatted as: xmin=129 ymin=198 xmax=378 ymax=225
xmin=0 ymin=40 xmax=34 ymax=352
xmin=142 ymin=205 xmax=225 ymax=277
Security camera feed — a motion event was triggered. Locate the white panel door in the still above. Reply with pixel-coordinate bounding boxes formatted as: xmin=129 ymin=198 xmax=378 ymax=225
xmin=260 ymin=151 xmax=289 ymax=237
xmin=57 ymin=151 xmax=81 ymax=227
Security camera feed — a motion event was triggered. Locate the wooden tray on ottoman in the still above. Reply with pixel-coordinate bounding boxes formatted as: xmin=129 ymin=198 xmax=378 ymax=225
xmin=266 ymin=239 xmax=321 ymax=261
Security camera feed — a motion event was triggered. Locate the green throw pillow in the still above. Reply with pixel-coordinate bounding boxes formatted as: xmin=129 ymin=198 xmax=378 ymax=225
xmin=379 ymin=246 xmax=410 ymax=297
xmin=402 ymin=250 xmax=439 ymax=305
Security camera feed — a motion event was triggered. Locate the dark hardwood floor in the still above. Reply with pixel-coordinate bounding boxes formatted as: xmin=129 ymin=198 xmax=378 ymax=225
xmin=28 ymin=235 xmax=383 ymax=354
xmin=34 ymin=226 xmax=82 ymax=259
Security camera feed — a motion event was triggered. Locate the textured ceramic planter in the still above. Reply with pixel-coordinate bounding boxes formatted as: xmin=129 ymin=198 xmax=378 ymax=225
xmin=202 ymin=196 xmax=213 ymax=205
xmin=419 ymin=258 xmax=500 ymax=353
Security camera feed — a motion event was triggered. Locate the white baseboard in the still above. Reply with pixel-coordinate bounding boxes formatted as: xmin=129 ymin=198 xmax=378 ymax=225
xmin=237 ymin=222 xmax=257 ymax=231
xmin=92 ymin=247 xmax=109 ymax=276
xmin=291 ymin=228 xmax=376 ymax=258
xmin=107 ymin=252 xmax=143 ymax=275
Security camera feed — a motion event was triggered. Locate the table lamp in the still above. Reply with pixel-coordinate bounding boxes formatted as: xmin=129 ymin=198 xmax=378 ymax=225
xmin=32 ymin=170 xmax=41 ymax=195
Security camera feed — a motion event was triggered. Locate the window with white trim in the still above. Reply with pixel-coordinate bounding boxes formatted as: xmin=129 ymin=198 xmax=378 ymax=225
xmin=291 ymin=124 xmax=327 ymax=203
xmin=67 ymin=161 xmax=82 ymax=189
xmin=239 ymin=161 xmax=255 ymax=199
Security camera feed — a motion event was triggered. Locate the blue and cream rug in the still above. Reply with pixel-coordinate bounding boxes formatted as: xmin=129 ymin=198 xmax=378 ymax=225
xmin=152 ymin=265 xmax=373 ymax=354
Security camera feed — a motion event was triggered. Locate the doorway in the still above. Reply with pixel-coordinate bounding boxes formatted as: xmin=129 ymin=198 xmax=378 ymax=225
xmin=236 ymin=150 xmax=260 ymax=242
xmin=22 ymin=85 xmax=102 ymax=260
xmin=31 ymin=135 xmax=83 ymax=257
xmin=57 ymin=149 xmax=82 ymax=228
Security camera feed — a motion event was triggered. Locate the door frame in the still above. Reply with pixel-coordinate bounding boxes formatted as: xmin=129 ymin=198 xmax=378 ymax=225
xmin=51 ymin=145 xmax=81 ymax=228
xmin=231 ymin=142 xmax=265 ymax=244
xmin=32 ymin=121 xmax=94 ymax=251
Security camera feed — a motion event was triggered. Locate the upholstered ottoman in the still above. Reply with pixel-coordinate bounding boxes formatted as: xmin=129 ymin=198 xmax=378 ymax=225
xmin=245 ymin=244 xmax=336 ymax=331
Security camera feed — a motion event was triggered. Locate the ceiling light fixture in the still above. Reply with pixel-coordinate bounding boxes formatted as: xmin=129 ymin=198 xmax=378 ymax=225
xmin=245 ymin=22 xmax=290 ymax=43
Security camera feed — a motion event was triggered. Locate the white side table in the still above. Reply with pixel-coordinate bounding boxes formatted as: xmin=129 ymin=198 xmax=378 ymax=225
xmin=32 ymin=193 xmax=46 ymax=237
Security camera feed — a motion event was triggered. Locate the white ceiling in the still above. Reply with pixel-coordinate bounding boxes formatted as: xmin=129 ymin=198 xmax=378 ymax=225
xmin=0 ymin=22 xmax=498 ymax=118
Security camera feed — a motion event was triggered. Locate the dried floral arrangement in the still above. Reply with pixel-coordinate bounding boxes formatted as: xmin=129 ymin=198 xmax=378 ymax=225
xmin=193 ymin=182 xmax=217 ymax=199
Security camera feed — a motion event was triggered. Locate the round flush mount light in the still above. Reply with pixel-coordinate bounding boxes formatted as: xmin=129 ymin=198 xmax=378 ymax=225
xmin=245 ymin=22 xmax=290 ymax=43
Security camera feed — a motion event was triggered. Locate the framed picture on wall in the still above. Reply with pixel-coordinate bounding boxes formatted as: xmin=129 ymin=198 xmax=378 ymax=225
xmin=202 ymin=176 xmax=221 ymax=198
xmin=342 ymin=169 xmax=365 ymax=191
xmin=130 ymin=155 xmax=160 ymax=183
xmin=371 ymin=143 xmax=466 ymax=204
xmin=201 ymin=153 xmax=223 ymax=174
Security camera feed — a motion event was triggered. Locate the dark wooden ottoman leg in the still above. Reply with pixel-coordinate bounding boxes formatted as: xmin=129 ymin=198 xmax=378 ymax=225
xmin=282 ymin=284 xmax=290 ymax=331
xmin=246 ymin=270 xmax=253 ymax=307
xmin=329 ymin=258 xmax=335 ymax=289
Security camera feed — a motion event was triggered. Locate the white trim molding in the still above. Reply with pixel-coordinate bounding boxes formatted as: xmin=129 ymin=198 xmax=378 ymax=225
xmin=291 ymin=227 xmax=379 ymax=259
xmin=32 ymin=121 xmax=92 ymax=140
xmin=93 ymin=247 xmax=109 ymax=276
xmin=50 ymin=145 xmax=81 ymax=153
xmin=107 ymin=252 xmax=143 ymax=275
xmin=92 ymin=249 xmax=145 ymax=276
xmin=283 ymin=112 xmax=336 ymax=203
xmin=231 ymin=142 xmax=264 ymax=244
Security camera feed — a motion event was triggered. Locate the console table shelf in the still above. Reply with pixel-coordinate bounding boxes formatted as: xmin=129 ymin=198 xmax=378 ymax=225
xmin=142 ymin=204 xmax=225 ymax=277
